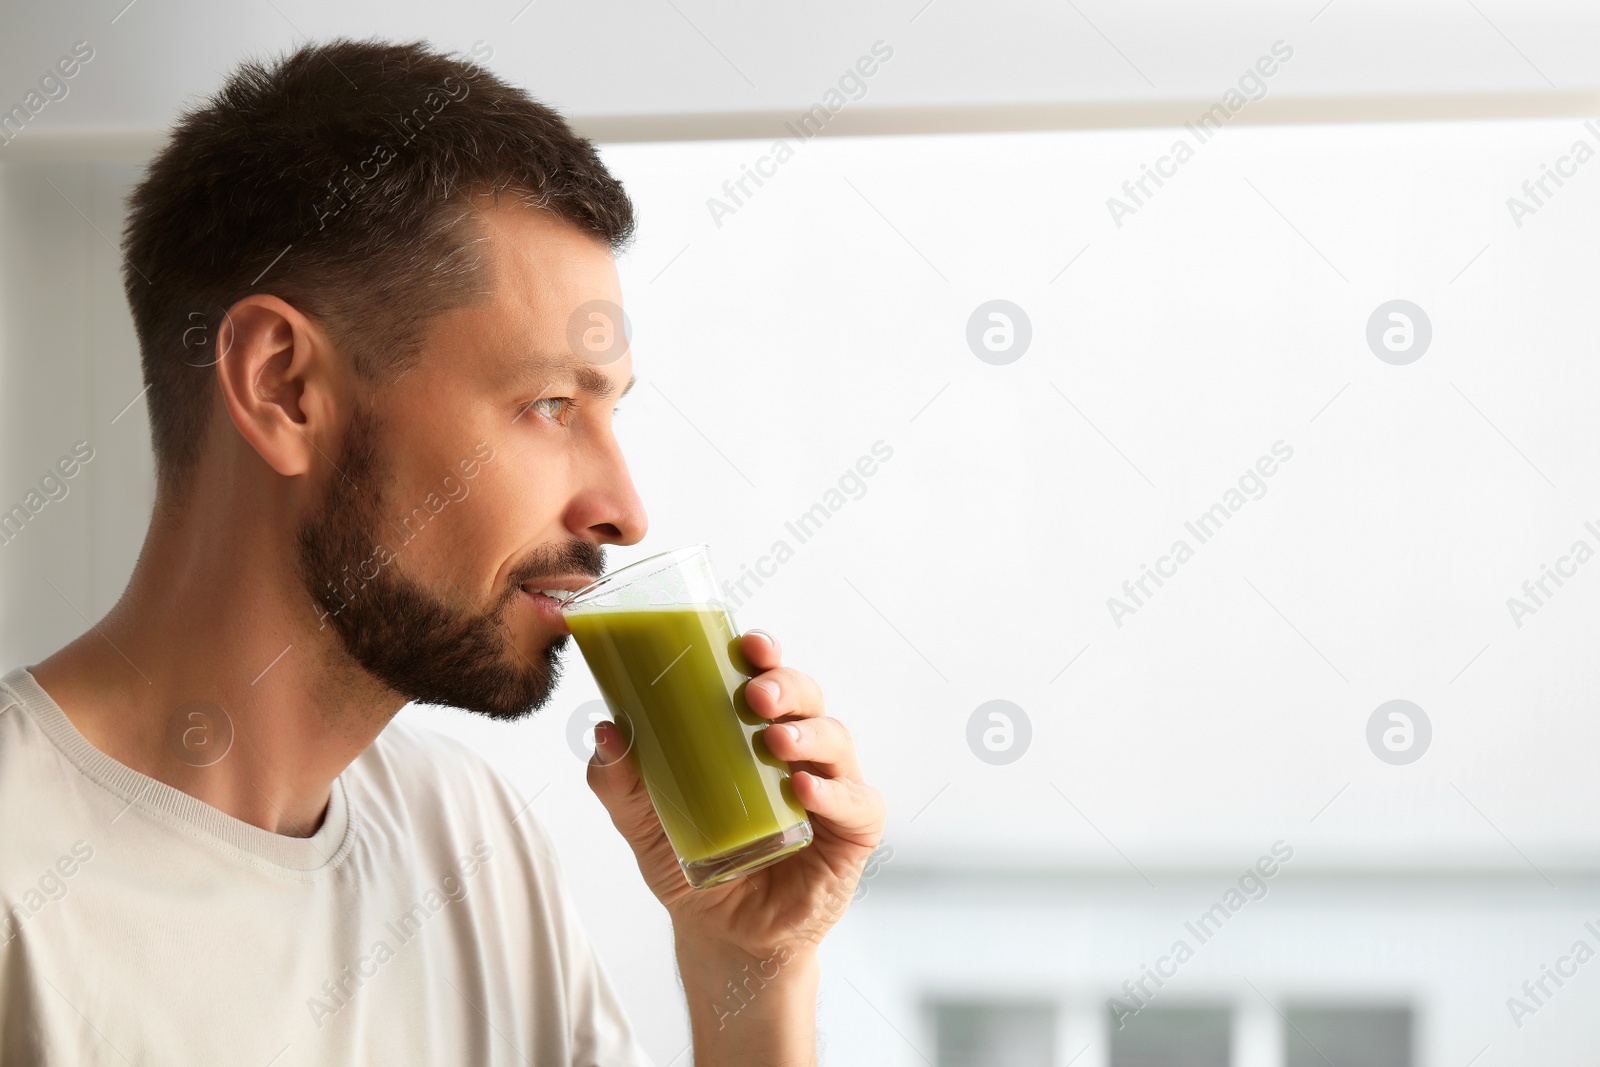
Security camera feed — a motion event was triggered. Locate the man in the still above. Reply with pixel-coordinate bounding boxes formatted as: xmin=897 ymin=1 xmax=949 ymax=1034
xmin=0 ymin=37 xmax=884 ymax=1064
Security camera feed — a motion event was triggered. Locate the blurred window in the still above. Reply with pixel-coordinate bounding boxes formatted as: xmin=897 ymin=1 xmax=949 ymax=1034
xmin=933 ymin=1001 xmax=1056 ymax=1067
xmin=1109 ymin=1005 xmax=1230 ymax=1067
xmin=1286 ymin=1005 xmax=1412 ymax=1067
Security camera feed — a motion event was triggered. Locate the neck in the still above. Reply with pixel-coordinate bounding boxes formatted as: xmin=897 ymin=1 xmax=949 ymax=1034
xmin=28 ymin=482 xmax=401 ymax=837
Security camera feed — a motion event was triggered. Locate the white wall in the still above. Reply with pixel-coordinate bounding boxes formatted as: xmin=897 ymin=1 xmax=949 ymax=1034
xmin=0 ymin=162 xmax=154 ymax=657
xmin=579 ymin=119 xmax=1600 ymax=865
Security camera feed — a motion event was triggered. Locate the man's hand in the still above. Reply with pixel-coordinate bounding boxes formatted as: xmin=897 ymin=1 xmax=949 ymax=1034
xmin=585 ymin=628 xmax=886 ymax=1063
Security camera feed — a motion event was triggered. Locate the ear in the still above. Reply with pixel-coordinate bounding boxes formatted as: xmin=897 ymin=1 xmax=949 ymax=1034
xmin=213 ymin=295 xmax=346 ymax=479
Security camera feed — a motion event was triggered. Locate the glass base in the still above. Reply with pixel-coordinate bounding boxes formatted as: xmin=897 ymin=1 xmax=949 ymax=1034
xmin=681 ymin=820 xmax=814 ymax=889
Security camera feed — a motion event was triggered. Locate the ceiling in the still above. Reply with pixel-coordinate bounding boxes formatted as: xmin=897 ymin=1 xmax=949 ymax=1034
xmin=2 ymin=0 xmax=1598 ymax=154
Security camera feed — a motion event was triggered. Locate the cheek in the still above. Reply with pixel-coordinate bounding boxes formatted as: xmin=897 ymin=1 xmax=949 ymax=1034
xmin=465 ymin=448 xmax=573 ymax=550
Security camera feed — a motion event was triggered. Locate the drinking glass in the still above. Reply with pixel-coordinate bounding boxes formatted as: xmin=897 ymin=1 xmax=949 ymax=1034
xmin=561 ymin=545 xmax=813 ymax=888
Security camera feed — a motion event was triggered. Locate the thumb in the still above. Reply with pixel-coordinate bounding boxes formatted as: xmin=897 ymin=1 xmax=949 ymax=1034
xmin=585 ymin=719 xmax=656 ymax=842
xmin=585 ymin=720 xmax=688 ymax=900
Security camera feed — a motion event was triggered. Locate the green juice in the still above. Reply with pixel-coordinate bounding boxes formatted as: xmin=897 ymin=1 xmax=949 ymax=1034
xmin=565 ymin=604 xmax=812 ymax=886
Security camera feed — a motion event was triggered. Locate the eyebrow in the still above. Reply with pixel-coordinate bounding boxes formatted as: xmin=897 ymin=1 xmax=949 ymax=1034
xmin=507 ymin=355 xmax=636 ymax=401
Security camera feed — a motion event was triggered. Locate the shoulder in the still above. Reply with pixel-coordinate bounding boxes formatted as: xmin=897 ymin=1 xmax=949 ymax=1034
xmin=363 ymin=713 xmax=500 ymax=786
xmin=358 ymin=714 xmax=516 ymax=813
xmin=0 ymin=667 xmax=65 ymax=784
xmin=0 ymin=667 xmax=32 ymax=726
xmin=362 ymin=723 xmax=657 ymax=1065
xmin=351 ymin=716 xmax=595 ymax=960
xmin=351 ymin=713 xmax=562 ymax=859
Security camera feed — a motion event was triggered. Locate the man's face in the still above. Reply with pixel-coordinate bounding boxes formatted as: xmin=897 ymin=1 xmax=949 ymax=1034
xmin=296 ymin=201 xmax=646 ymax=720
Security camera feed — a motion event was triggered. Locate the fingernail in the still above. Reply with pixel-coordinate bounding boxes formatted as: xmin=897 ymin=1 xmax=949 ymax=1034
xmin=781 ymin=723 xmax=801 ymax=742
xmin=748 ymin=629 xmax=774 ymax=646
xmin=596 ymin=721 xmax=623 ymax=762
xmin=749 ymin=678 xmax=780 ymax=704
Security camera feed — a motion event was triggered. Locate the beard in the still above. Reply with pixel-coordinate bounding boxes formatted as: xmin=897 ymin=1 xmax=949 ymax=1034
xmin=294 ymin=401 xmax=604 ymax=721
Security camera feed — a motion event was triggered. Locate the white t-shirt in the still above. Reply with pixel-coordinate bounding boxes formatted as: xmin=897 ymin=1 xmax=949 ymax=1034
xmin=0 ymin=666 xmax=656 ymax=1066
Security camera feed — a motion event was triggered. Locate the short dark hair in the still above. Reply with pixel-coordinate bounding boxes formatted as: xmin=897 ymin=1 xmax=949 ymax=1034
xmin=121 ymin=37 xmax=636 ymax=488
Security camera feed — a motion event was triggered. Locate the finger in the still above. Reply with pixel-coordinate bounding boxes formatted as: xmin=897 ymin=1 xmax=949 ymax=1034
xmin=739 ymin=629 xmax=782 ymax=672
xmin=744 ymin=665 xmax=825 ymax=720
xmin=763 ymin=717 xmax=863 ymax=783
xmin=791 ymin=772 xmax=885 ymax=845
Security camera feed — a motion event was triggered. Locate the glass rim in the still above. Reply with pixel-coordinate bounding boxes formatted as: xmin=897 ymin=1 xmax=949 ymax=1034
xmin=559 ymin=543 xmax=711 ymax=611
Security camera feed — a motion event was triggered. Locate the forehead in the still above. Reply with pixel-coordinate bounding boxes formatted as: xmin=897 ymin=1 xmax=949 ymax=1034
xmin=470 ymin=196 xmax=622 ymax=327
xmin=414 ymin=196 xmax=631 ymax=392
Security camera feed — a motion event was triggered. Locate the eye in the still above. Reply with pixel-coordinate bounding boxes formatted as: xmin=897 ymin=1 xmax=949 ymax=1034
xmin=519 ymin=397 xmax=575 ymax=424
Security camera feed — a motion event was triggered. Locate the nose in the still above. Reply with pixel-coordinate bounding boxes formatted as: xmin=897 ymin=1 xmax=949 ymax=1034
xmin=566 ymin=432 xmax=648 ymax=547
